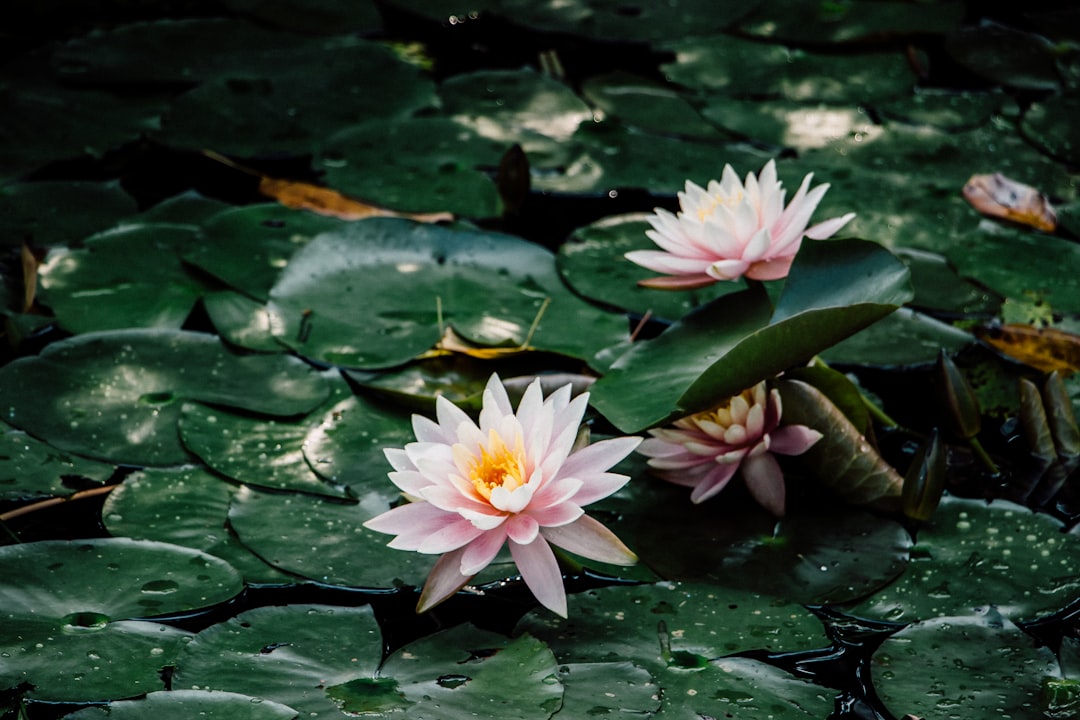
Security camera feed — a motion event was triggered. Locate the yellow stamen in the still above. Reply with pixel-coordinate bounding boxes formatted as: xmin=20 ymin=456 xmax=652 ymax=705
xmin=470 ymin=430 xmax=527 ymax=500
xmin=697 ymin=189 xmax=744 ymax=222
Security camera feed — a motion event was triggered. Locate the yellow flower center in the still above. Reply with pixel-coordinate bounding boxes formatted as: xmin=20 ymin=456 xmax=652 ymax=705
xmin=469 ymin=430 xmax=527 ymax=500
xmin=697 ymin=189 xmax=744 ymax=222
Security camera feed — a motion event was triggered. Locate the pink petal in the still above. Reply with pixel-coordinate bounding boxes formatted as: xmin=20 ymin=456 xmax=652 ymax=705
xmin=419 ymin=484 xmax=493 ymax=516
xmin=417 ymin=548 xmax=473 ymax=614
xmin=460 ymin=526 xmax=507 ymax=575
xmin=564 ymin=471 xmax=628 ymax=507
xmin=510 ymin=537 xmax=567 ymax=617
xmin=637 ymin=273 xmax=718 ymax=290
xmin=745 ymin=255 xmax=796 ymax=281
xmin=364 ymin=500 xmax=448 ymax=539
xmin=741 ymin=227 xmax=773 ymax=262
xmin=706 ymin=258 xmax=751 ymax=281
xmin=384 ymin=448 xmax=415 ymax=472
xmin=768 ymin=424 xmax=823 ymax=456
xmin=507 ymin=513 xmax=541 ymax=544
xmin=558 ymin=436 xmax=641 ymax=480
xmin=625 ymin=249 xmax=716 ymax=275
xmin=773 ymin=183 xmax=828 ymax=251
xmin=700 ymin=219 xmax=743 ymax=258
xmin=741 ymin=452 xmax=786 ymax=516
xmin=412 ymin=414 xmax=451 ymax=444
xmin=436 ymin=394 xmax=476 ymax=438
xmin=530 ymin=475 xmax=585 ymax=509
xmin=416 ymin=517 xmax=487 ymax=554
xmin=482 ymin=373 xmax=514 ymax=417
xmin=527 ymin=500 xmax=583 ymax=528
xmin=541 ymin=514 xmax=637 ymax=566
xmin=804 ymin=212 xmax=855 ymax=240
xmin=689 ymin=461 xmax=741 ymax=503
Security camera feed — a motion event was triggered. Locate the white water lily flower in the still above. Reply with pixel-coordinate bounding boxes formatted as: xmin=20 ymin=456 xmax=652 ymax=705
xmin=636 ymin=382 xmax=822 ymax=516
xmin=365 ymin=374 xmax=641 ymax=617
xmin=626 ymin=159 xmax=855 ymax=288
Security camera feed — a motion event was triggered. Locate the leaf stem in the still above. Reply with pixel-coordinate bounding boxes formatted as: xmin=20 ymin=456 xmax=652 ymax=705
xmin=0 ymin=484 xmax=119 ymax=524
xmin=968 ymin=437 xmax=1000 ymax=476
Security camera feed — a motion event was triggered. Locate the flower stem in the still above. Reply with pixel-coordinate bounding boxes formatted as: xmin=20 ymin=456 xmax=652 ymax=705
xmin=968 ymin=436 xmax=1000 ymax=476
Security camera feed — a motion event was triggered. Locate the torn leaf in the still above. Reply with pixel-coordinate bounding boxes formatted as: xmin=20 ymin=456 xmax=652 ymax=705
xmin=962 ymin=172 xmax=1057 ymax=232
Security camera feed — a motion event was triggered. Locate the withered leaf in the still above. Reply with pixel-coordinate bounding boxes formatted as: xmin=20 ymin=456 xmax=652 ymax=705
xmin=962 ymin=172 xmax=1057 ymax=232
xmin=976 ymin=323 xmax=1080 ymax=375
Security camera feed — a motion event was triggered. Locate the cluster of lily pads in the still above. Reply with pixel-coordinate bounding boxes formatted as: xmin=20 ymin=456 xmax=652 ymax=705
xmin=4 ymin=1 xmax=1080 ymax=719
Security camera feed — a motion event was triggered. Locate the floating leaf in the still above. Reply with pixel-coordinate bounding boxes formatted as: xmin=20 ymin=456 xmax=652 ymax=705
xmin=976 ymin=323 xmax=1080 ymax=375
xmin=173 ymin=604 xmax=383 ymax=718
xmin=63 ymin=689 xmax=299 ymax=720
xmin=0 ymin=180 xmax=136 ymax=251
xmin=944 ymin=22 xmax=1062 ymax=91
xmin=0 ymin=426 xmax=114 ymax=504
xmin=872 ymin=609 xmax=1059 ymax=719
xmin=776 ymin=379 xmax=903 ymax=509
xmin=0 ymin=329 xmax=330 ymax=466
xmin=962 ymin=173 xmax=1057 ymax=232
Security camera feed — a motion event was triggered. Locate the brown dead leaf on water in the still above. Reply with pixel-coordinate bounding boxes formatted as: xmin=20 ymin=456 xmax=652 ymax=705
xmin=962 ymin=172 xmax=1057 ymax=232
xmin=203 ymin=150 xmax=453 ymax=223
xmin=975 ymin=323 xmax=1080 ymax=375
xmin=21 ymin=241 xmax=38 ymax=313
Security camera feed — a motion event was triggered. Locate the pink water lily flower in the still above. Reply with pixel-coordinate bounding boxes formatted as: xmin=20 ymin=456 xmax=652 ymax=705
xmin=625 ymin=159 xmax=855 ymax=288
xmin=364 ymin=374 xmax=641 ymax=617
xmin=636 ymin=382 xmax=822 ymax=516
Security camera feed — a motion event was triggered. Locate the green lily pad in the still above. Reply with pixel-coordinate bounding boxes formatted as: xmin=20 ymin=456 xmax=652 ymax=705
xmin=347 ymin=356 xmax=494 ymax=412
xmin=179 ymin=393 xmax=355 ymax=498
xmin=871 ymin=609 xmax=1059 ymax=719
xmin=0 ymin=426 xmax=115 ymax=504
xmin=137 ymin=190 xmax=234 ymax=225
xmin=39 ymin=223 xmax=211 ymax=334
xmin=0 ymin=180 xmax=136 ymax=251
xmin=202 ymin=291 xmax=287 ymax=353
xmin=581 ymin=72 xmax=726 ymax=140
xmin=0 ymin=329 xmax=330 ymax=466
xmin=1021 ymin=92 xmax=1080 ymax=165
xmin=264 ymin=218 xmax=627 ymax=369
xmin=592 ymin=461 xmax=910 ymax=604
xmin=945 ymin=23 xmax=1062 ymax=91
xmin=158 ymin=37 xmax=437 ymax=158
xmin=654 ymin=656 xmax=834 ymax=719
xmin=300 ymin=394 xmax=414 ymax=491
xmin=63 ymin=689 xmax=300 ymax=720
xmin=700 ymin=99 xmax=879 ymax=151
xmin=173 ymin=604 xmax=383 ymax=718
xmin=848 ymin=496 xmax=1080 ymax=622
xmin=227 ymin=487 xmax=431 ymax=587
xmin=0 ymin=617 xmax=192 ymax=703
xmin=186 ymin=204 xmax=355 ymax=302
xmin=369 ymin=624 xmax=562 ymax=719
xmin=590 ymin=239 xmax=911 ymax=432
xmin=0 ymin=537 xmax=242 ymax=619
xmin=516 ymin=580 xmax=829 ymax=668
xmin=556 ymin=212 xmax=743 ymax=321
xmin=737 ymin=0 xmax=964 ymax=44
xmin=102 ymin=466 xmax=294 ymax=585
xmin=0 ymin=54 xmax=165 ymax=183
xmin=896 ymin=248 xmax=1004 ymax=316
xmin=554 ymin=661 xmax=659 ymax=717
xmin=662 ymin=35 xmax=913 ymax=102
xmin=821 ymin=308 xmax=975 ymax=367
xmin=878 ymin=90 xmax=1003 ymax=131
xmin=317 ymin=117 xmax=504 ymax=218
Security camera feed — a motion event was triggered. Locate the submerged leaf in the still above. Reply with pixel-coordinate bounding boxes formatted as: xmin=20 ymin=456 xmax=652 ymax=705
xmin=775 ymin=379 xmax=903 ymax=509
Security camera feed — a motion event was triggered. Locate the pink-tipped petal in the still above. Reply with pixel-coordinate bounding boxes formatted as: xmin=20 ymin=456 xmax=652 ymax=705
xmin=460 ymin=526 xmax=507 ymax=575
xmin=527 ymin=500 xmax=583 ymax=528
xmin=689 ymin=461 xmax=741 ymax=503
xmin=417 ymin=549 xmax=473 ymax=614
xmin=416 ymin=517 xmax=486 ymax=554
xmin=804 ymin=212 xmax=855 ymax=240
xmin=541 ymin=514 xmax=637 ymax=566
xmin=506 ymin=513 xmax=541 ymax=544
xmin=364 ymin=500 xmax=447 ymax=537
xmin=557 ymin=436 xmax=641 ymax=480
xmin=637 ymin=274 xmax=718 ymax=290
xmin=741 ymin=452 xmax=786 ymax=516
xmin=768 ymin=424 xmax=824 ymax=456
xmin=745 ymin=255 xmax=797 ymax=281
xmin=510 ymin=537 xmax=567 ymax=617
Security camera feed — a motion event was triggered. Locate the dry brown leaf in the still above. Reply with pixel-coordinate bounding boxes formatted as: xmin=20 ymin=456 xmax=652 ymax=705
xmin=976 ymin=323 xmax=1080 ymax=375
xmin=962 ymin=172 xmax=1057 ymax=232
xmin=203 ymin=149 xmax=453 ymax=223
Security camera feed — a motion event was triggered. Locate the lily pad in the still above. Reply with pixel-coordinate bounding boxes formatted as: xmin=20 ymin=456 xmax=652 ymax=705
xmin=172 ymin=604 xmax=383 ymax=719
xmin=369 ymin=624 xmax=562 ymax=719
xmin=102 ymin=466 xmax=294 ymax=585
xmin=821 ymin=308 xmax=975 ymax=367
xmin=0 ymin=180 xmax=136 ymax=251
xmin=202 ymin=291 xmax=287 ymax=353
xmin=179 ymin=390 xmax=356 ymax=498
xmin=63 ymin=689 xmax=300 ymax=720
xmin=264 ymin=218 xmax=627 ymax=369
xmin=227 ymin=487 xmax=431 ymax=587
xmin=186 ymin=204 xmax=355 ymax=302
xmin=318 ymin=118 xmax=504 ymax=218
xmin=0 ymin=426 xmax=115 ymax=504
xmin=737 ymin=0 xmax=964 ymax=44
xmin=871 ymin=609 xmax=1059 ymax=719
xmin=848 ymin=496 xmax=1080 ymax=622
xmin=0 ymin=617 xmax=192 ymax=703
xmin=39 ymin=223 xmax=211 ymax=334
xmin=590 ymin=239 xmax=911 ymax=432
xmin=1021 ymin=92 xmax=1080 ymax=165
xmin=581 ymin=71 xmax=727 ymax=140
xmin=556 ymin=212 xmax=743 ymax=321
xmin=945 ymin=23 xmax=1062 ymax=91
xmin=554 ymin=661 xmax=659 ymax=718
xmin=662 ymin=35 xmax=913 ymax=102
xmin=701 ymin=99 xmax=879 ymax=151
xmin=0 ymin=329 xmax=330 ymax=466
